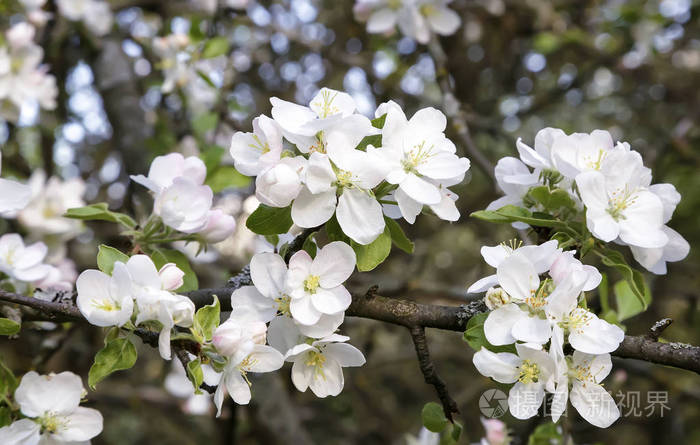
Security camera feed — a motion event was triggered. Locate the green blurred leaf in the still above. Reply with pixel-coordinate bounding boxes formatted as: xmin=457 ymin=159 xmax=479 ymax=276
xmin=0 ymin=319 xmax=20 ymax=336
xmin=595 ymin=248 xmax=650 ymax=310
xmin=528 ymin=422 xmax=562 ymax=445
xmin=614 ymin=280 xmax=648 ymax=321
xmin=200 ymin=145 xmax=226 ymax=171
xmin=151 ymin=249 xmax=198 ymax=292
xmin=192 ymin=112 xmax=219 ymax=138
xmin=421 ymin=402 xmax=448 ymax=433
xmin=201 ymin=36 xmax=230 ymax=58
xmin=246 ymin=205 xmax=293 ymax=235
xmin=384 ymin=217 xmax=414 ymax=253
xmin=88 ymin=337 xmax=137 ymax=390
xmin=0 ymin=359 xmax=17 ymax=401
xmin=533 ymin=32 xmax=561 ymax=54
xmin=206 ymin=166 xmax=251 ymax=192
xmin=97 ymin=245 xmax=129 ymax=275
xmin=193 ymin=296 xmax=220 ymax=342
xmin=325 ymin=216 xmax=392 ymax=271
xmin=186 ymin=359 xmax=204 ymax=394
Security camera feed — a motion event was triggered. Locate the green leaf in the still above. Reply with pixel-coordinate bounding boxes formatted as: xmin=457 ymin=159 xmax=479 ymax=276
xmin=0 ymin=407 xmax=12 ymax=428
xmin=151 ymin=249 xmax=198 ymax=292
xmin=302 ymin=231 xmax=318 ymax=258
xmin=192 ymin=111 xmax=219 ymax=138
xmin=355 ymin=134 xmax=382 ymax=151
xmin=97 ymin=245 xmax=130 ymax=275
xmin=450 ymin=421 xmax=463 ymax=442
xmin=201 ymin=36 xmax=230 ymax=58
xmin=471 ymin=205 xmax=565 ymax=229
xmin=421 ymin=402 xmax=448 ymax=433
xmin=0 ymin=359 xmax=17 ymax=399
xmin=527 ymin=422 xmax=562 ymax=445
xmin=371 ymin=113 xmax=387 ymax=129
xmin=193 ymin=296 xmax=220 ymax=342
xmin=246 ymin=204 xmax=293 ymax=235
xmin=526 ymin=186 xmax=575 ymax=211
xmin=186 ymin=359 xmax=204 ymax=394
xmin=595 ymin=248 xmax=650 ymax=310
xmin=326 ymin=216 xmax=392 ymax=271
xmin=614 ymin=280 xmax=647 ymax=321
xmin=64 ymin=203 xmax=136 ymax=228
xmin=463 ymin=312 xmax=515 ymax=354
xmin=206 ymin=166 xmax=251 ymax=192
xmin=0 ymin=319 xmax=20 ymax=336
xmin=88 ymin=337 xmax=137 ymax=390
xmin=384 ymin=217 xmax=414 ymax=253
xmin=200 ymin=145 xmax=226 ymax=171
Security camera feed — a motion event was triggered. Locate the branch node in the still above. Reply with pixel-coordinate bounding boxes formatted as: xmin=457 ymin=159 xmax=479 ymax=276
xmin=647 ymin=318 xmax=673 ymax=341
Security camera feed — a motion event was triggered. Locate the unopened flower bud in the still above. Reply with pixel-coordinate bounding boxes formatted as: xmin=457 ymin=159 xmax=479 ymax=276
xmin=484 ymin=287 xmax=511 ymax=310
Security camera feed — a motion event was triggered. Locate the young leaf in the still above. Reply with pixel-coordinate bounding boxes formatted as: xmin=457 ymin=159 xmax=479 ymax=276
xmin=64 ymin=203 xmax=137 ymax=228
xmin=151 ymin=249 xmax=198 ymax=292
xmin=0 ymin=318 xmax=20 ymax=336
xmin=471 ymin=205 xmax=565 ymax=229
xmin=193 ymin=296 xmax=220 ymax=342
xmin=186 ymin=359 xmax=204 ymax=394
xmin=526 ymin=185 xmax=575 ymax=211
xmin=97 ymin=245 xmax=130 ymax=275
xmin=246 ymin=204 xmax=294 ymax=235
xmin=384 ymin=217 xmax=414 ymax=253
xmin=192 ymin=111 xmax=219 ymax=138
xmin=302 ymin=231 xmax=318 ymax=258
xmin=88 ymin=337 xmax=137 ymax=390
xmin=595 ymin=248 xmax=650 ymax=309
xmin=352 ymin=226 xmax=392 ymax=272
xmin=614 ymin=280 xmax=647 ymax=321
xmin=371 ymin=113 xmax=387 ymax=129
xmin=201 ymin=36 xmax=230 ymax=58
xmin=421 ymin=402 xmax=448 ymax=433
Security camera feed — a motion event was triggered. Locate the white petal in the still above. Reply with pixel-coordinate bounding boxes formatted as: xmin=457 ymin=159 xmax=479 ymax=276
xmin=324 ymin=343 xmax=366 ymax=367
xmin=366 ymin=8 xmax=397 ymax=33
xmin=250 ymin=252 xmax=287 ymax=299
xmin=15 ymin=371 xmax=83 ymax=417
xmin=399 ymin=173 xmax=441 ymax=205
xmin=245 ymin=345 xmax=285 ymax=373
xmin=308 ymin=358 xmax=344 ymax=398
xmin=394 ymin=188 xmax=422 ymax=224
xmin=311 ymin=241 xmax=356 ymax=288
xmin=0 ymin=419 xmax=40 ymax=445
xmin=568 ymin=310 xmax=624 ymax=354
xmin=496 ymin=254 xmax=539 ymax=302
xmin=466 ymin=274 xmax=499 ymax=294
xmin=290 ymin=295 xmax=322 ymax=325
xmin=268 ymin=316 xmax=305 ymax=354
xmin=511 ymin=315 xmax=551 ymax=344
xmin=311 ymin=286 xmax=351 ymax=315
xmin=290 ymin=358 xmax=313 ymax=392
xmin=483 ymin=304 xmax=522 ymax=346
xmin=472 ymin=348 xmax=520 ymax=384
xmin=126 ymin=255 xmax=161 ymax=289
xmin=576 ymin=171 xmax=609 ymax=212
xmin=0 ymin=178 xmax=32 ymax=213
xmin=291 ymin=187 xmax=337 ymax=228
xmin=225 ymin=371 xmax=252 ymax=405
xmin=508 ymin=382 xmax=544 ymax=419
xmin=298 ymin=311 xmax=344 ymax=339
xmin=618 ymin=191 xmax=667 ymax=248
xmin=55 ymin=407 xmax=103 ymax=442
xmin=570 ymin=382 xmax=620 ymax=428
xmin=427 ymin=7 xmax=461 ymax=35
xmin=336 ymin=188 xmax=385 ymax=245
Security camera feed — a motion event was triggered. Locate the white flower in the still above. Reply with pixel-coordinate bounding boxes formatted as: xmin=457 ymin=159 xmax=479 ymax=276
xmin=212 ymin=316 xmax=268 ymax=359
xmin=255 ymin=156 xmax=306 ymax=208
xmin=480 ymin=417 xmax=509 ymax=445
xmin=0 ymin=234 xmax=51 ymax=283
xmin=383 ymin=176 xmax=462 ymax=224
xmin=486 ymin=157 xmax=540 ymax=220
xmin=515 ymin=127 xmax=566 ymax=171
xmin=152 ymin=34 xmax=192 ymax=93
xmin=286 ymin=242 xmax=356 ymax=326
xmin=549 ymin=351 xmax=620 ymax=428
xmin=0 ymin=152 xmax=32 ymax=213
xmin=629 ymin=183 xmax=689 ymax=274
xmin=154 ymin=177 xmax=213 ymax=233
xmin=291 ymin=151 xmax=387 ymax=244
xmin=285 ymin=334 xmax=365 ymax=398
xmin=125 ymin=255 xmax=195 ymax=360
xmin=158 ymin=262 xmax=185 ymax=291
xmin=0 ymin=371 xmax=103 ymax=444
xmin=576 ymin=170 xmax=667 ymax=248
xmin=374 ymin=102 xmax=469 ymax=206
xmin=76 ymin=262 xmax=134 ymax=327
xmin=200 ymin=209 xmax=237 ymax=243
xmin=412 ymin=0 xmax=461 ymax=41
xmin=56 ymin=0 xmax=113 ymax=35
xmin=549 ymin=129 xmax=616 ymax=179
xmin=6 ymin=22 xmax=35 ymax=48
xmin=548 ymin=250 xmax=601 ymax=291
xmin=230 ymin=114 xmax=284 ymax=176
xmin=130 ymin=152 xmax=207 ymax=196
xmin=16 ymin=170 xmax=86 ymax=237
xmin=467 ymin=240 xmax=560 ymax=293
xmin=472 ymin=344 xmax=555 ymax=419
xmin=214 ymin=344 xmax=284 ymax=413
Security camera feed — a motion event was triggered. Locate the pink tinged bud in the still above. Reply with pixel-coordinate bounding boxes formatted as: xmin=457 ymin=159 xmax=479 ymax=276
xmin=481 ymin=418 xmax=508 ymax=445
xmin=159 ymin=263 xmax=184 ymax=291
xmin=201 ymin=209 xmax=236 ymax=243
xmin=254 ymin=163 xmax=302 ymax=208
xmin=212 ymin=319 xmax=267 ymax=357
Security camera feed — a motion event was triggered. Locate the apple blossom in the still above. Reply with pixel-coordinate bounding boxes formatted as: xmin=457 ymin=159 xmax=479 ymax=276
xmin=286 ymin=241 xmax=355 ymax=326
xmin=515 ymin=127 xmax=567 ymax=171
xmin=472 ymin=344 xmax=555 ymax=419
xmin=285 ymin=334 xmax=366 ymax=398
xmin=154 ymin=177 xmax=213 ymax=233
xmin=373 ymin=102 xmax=470 ymax=207
xmin=130 ymin=152 xmax=207 ymax=196
xmin=549 ymin=351 xmax=620 ymax=428
xmin=0 ymin=234 xmax=51 ymax=283
xmin=76 ymin=262 xmax=134 ymax=327
xmin=230 ymin=114 xmax=284 ymax=176
xmin=255 ymin=156 xmax=306 ymax=208
xmin=56 ymin=0 xmax=113 ymax=35
xmin=200 ymin=209 xmax=237 ymax=243
xmin=212 ymin=316 xmax=268 ymax=358
xmin=0 ymin=371 xmax=103 ymax=444
xmin=480 ymin=417 xmax=510 ymax=445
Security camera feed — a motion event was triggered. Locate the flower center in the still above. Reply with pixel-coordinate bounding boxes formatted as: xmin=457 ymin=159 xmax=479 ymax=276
xmin=312 ymin=90 xmax=340 ymax=118
xmin=606 ymin=187 xmax=637 ymax=220
xmin=401 ymin=141 xmax=434 ymax=173
xmin=387 ymin=0 xmax=402 ymax=9
xmin=249 ymin=134 xmax=270 ymax=154
xmin=91 ymin=298 xmax=121 ymax=312
xmin=334 ymin=169 xmax=355 ymax=189
xmin=420 ymin=4 xmax=437 ymax=16
xmin=525 ymin=279 xmax=550 ymax=309
xmin=518 ymin=360 xmax=540 ymax=384
xmin=584 ymin=149 xmax=607 ymax=170
xmin=275 ymin=295 xmax=291 ymax=316
xmin=306 ymin=350 xmax=327 ymax=377
xmin=563 ymin=310 xmax=593 ymax=334
xmin=304 ymin=275 xmax=321 ymax=294
xmin=38 ymin=413 xmax=66 ymax=435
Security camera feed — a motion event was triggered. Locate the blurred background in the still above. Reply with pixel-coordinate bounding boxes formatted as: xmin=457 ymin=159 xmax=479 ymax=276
xmin=1 ymin=0 xmax=699 ymax=443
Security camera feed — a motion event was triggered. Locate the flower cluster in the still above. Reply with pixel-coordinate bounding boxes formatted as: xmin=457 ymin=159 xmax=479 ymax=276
xmin=353 ymin=0 xmax=461 ymax=44
xmin=56 ymin=0 xmax=113 ymax=36
xmin=0 ymin=371 xmax=103 ymax=445
xmin=0 ymin=233 xmax=72 ymax=292
xmin=76 ymin=255 xmax=195 ymax=360
xmin=208 ymin=241 xmax=365 ymax=411
xmin=490 ymin=128 xmax=689 ymax=274
xmin=0 ymin=22 xmax=57 ymax=122
xmin=230 ymin=87 xmax=470 ymax=245
xmin=470 ymin=241 xmax=624 ymax=427
xmin=131 ymin=153 xmax=236 ymax=243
